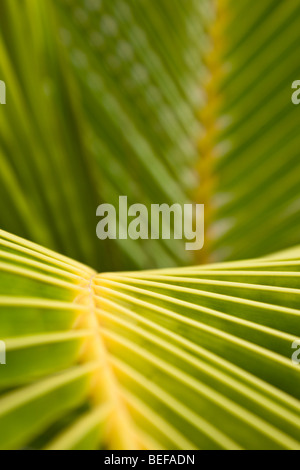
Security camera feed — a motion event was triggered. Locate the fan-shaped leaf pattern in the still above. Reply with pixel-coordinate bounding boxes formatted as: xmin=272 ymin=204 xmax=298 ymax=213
xmin=0 ymin=230 xmax=299 ymax=450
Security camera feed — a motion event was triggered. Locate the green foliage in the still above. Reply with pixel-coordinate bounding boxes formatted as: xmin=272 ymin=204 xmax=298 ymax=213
xmin=0 ymin=229 xmax=299 ymax=450
xmin=0 ymin=0 xmax=300 ymax=450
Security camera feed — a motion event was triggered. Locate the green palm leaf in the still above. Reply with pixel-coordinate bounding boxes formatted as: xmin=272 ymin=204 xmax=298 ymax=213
xmin=0 ymin=229 xmax=299 ymax=450
xmin=0 ymin=0 xmax=300 ymax=451
xmin=1 ymin=0 xmax=299 ymax=269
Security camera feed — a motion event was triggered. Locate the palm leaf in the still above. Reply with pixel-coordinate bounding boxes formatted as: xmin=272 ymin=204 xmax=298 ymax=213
xmin=0 ymin=0 xmax=203 ymax=270
xmin=0 ymin=0 xmax=300 ymax=451
xmin=0 ymin=0 xmax=299 ymax=269
xmin=0 ymin=229 xmax=299 ymax=450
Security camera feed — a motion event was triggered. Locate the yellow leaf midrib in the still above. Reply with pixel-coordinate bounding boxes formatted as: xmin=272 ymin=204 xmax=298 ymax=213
xmin=194 ymin=0 xmax=228 ymax=264
xmin=75 ymin=272 xmax=141 ymax=450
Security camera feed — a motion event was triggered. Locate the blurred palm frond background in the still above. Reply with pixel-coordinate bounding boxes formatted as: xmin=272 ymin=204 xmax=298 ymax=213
xmin=1 ymin=0 xmax=300 ymax=271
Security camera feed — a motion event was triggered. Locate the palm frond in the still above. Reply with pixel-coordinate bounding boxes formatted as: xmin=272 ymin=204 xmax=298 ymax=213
xmin=0 ymin=229 xmax=299 ymax=450
xmin=1 ymin=0 xmax=299 ymax=269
